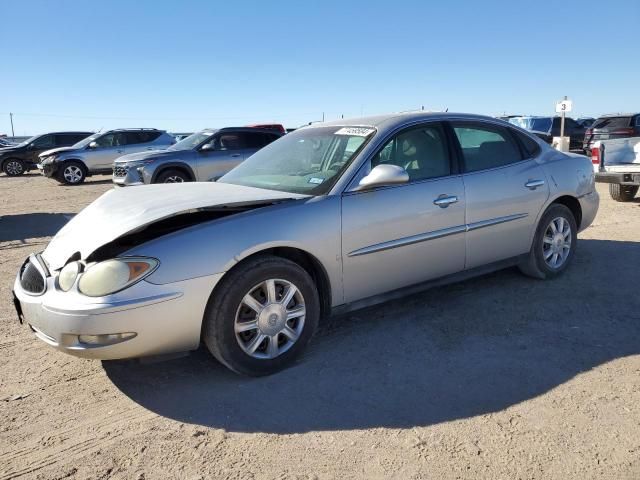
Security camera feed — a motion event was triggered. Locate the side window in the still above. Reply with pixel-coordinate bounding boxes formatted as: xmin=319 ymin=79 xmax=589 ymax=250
xmin=54 ymin=134 xmax=72 ymax=146
xmin=94 ymin=133 xmax=125 ymax=147
xmin=511 ymin=129 xmax=541 ymax=158
xmin=242 ymin=132 xmax=267 ymax=149
xmin=125 ymin=132 xmax=146 ymax=145
xmin=31 ymin=135 xmax=55 ymax=148
xmin=635 ymin=116 xmax=640 ymax=127
xmin=371 ymin=123 xmax=450 ymax=182
xmin=216 ymin=133 xmax=246 ymax=150
xmin=452 ymin=123 xmax=522 ymax=173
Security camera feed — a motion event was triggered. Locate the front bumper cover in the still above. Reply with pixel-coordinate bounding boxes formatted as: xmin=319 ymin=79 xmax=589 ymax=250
xmin=13 ymin=259 xmax=223 ymax=359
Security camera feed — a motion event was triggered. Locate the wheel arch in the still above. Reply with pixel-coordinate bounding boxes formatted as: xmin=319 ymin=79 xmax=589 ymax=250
xmin=211 ymin=246 xmax=332 ymax=321
xmin=550 ymin=194 xmax=582 ymax=230
xmin=1 ymin=156 xmax=25 ymax=170
xmin=151 ymin=162 xmax=196 ymax=183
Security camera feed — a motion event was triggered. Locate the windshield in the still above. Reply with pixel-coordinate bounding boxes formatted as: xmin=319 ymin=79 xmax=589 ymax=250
xmin=72 ymin=132 xmax=102 ymax=148
xmin=591 ymin=116 xmax=632 ymax=130
xmin=168 ymin=130 xmax=216 ymax=151
xmin=16 ymin=135 xmax=40 ymax=146
xmin=509 ymin=117 xmax=552 ymax=133
xmin=219 ymin=126 xmax=374 ymax=195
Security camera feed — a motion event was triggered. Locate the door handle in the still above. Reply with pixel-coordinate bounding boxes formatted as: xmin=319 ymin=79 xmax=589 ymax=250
xmin=433 ymin=195 xmax=458 ymax=208
xmin=231 ymin=154 xmax=241 ymax=158
xmin=116 ymin=149 xmax=124 ymax=154
xmin=525 ymin=179 xmax=545 ymax=190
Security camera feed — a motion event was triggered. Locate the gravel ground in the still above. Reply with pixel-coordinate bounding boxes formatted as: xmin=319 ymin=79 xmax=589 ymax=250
xmin=0 ymin=175 xmax=639 ymax=480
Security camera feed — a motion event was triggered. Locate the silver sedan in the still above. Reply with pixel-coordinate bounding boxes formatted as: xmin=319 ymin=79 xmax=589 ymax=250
xmin=13 ymin=112 xmax=599 ymax=376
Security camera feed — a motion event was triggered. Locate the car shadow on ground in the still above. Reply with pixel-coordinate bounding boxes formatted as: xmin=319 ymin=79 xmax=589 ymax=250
xmin=0 ymin=213 xmax=73 ymax=242
xmin=104 ymin=238 xmax=640 ymax=433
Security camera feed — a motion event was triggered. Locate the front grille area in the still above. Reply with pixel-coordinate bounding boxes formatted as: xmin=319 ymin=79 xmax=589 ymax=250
xmin=20 ymin=259 xmax=45 ymax=295
xmin=113 ymin=165 xmax=127 ymax=177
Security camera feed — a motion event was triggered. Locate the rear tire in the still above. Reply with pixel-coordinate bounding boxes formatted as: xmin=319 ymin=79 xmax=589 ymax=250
xmin=202 ymin=255 xmax=320 ymax=376
xmin=609 ymin=184 xmax=638 ymax=202
xmin=57 ymin=161 xmax=87 ymax=185
xmin=155 ymin=169 xmax=190 ymax=183
xmin=2 ymin=158 xmax=25 ymax=176
xmin=519 ymin=204 xmax=577 ymax=280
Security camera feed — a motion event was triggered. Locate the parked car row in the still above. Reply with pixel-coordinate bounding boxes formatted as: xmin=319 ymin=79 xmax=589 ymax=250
xmin=0 ymin=125 xmax=286 ymax=185
xmin=505 ymin=113 xmax=640 ymax=154
xmin=12 ymin=111 xmax=599 ymax=376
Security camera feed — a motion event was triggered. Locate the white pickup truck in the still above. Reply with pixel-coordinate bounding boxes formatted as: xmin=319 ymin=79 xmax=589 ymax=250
xmin=591 ymin=137 xmax=640 ymax=202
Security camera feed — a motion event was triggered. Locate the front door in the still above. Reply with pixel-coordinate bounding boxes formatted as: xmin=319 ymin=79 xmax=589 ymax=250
xmin=341 ymin=122 xmax=466 ymax=303
xmin=196 ymin=132 xmax=248 ymax=181
xmin=450 ymin=121 xmax=550 ymax=269
xmin=86 ymin=132 xmax=127 ymax=170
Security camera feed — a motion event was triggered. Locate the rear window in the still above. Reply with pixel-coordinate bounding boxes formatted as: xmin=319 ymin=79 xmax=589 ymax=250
xmin=592 ymin=117 xmax=632 ymax=129
xmin=511 ymin=130 xmax=541 ymax=158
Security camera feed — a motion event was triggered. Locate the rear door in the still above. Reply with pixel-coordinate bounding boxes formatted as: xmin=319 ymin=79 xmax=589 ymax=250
xmin=450 ymin=121 xmax=549 ymax=269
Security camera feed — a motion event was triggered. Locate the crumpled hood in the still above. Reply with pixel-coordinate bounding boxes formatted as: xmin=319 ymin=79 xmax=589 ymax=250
xmin=43 ymin=182 xmax=307 ymax=270
xmin=114 ymin=149 xmax=179 ymax=163
xmin=39 ymin=146 xmax=78 ymax=158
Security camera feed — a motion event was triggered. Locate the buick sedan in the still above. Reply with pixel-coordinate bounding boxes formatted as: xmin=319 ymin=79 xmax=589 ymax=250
xmin=13 ymin=112 xmax=599 ymax=376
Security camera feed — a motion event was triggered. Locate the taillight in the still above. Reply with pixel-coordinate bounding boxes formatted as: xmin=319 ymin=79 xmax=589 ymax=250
xmin=591 ymin=147 xmax=600 ymax=165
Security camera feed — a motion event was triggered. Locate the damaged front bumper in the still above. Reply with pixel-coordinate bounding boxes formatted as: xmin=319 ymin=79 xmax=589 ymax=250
xmin=13 ymin=256 xmax=223 ymax=359
xmin=38 ymin=161 xmax=59 ymax=178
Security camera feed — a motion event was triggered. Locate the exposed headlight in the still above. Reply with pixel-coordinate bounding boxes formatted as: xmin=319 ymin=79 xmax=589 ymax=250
xmin=128 ymin=159 xmax=158 ymax=168
xmin=78 ymin=257 xmax=159 ymax=297
xmin=57 ymin=261 xmax=82 ymax=291
xmin=40 ymin=156 xmax=57 ymax=165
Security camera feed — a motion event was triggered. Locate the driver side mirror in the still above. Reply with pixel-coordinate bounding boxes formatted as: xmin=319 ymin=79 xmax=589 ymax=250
xmin=354 ymin=164 xmax=409 ymax=191
xmin=200 ymin=143 xmax=213 ymax=152
xmin=88 ymin=141 xmax=98 ymax=149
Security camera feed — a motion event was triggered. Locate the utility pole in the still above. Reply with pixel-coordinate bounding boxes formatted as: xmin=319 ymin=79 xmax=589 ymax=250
xmin=9 ymin=112 xmax=15 ymax=137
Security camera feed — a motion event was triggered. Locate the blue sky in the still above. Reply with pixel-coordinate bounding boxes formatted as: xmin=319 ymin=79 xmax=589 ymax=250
xmin=1 ymin=0 xmax=638 ymax=135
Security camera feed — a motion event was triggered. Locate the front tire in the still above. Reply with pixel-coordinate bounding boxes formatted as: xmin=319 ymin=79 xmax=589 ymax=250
xmin=519 ymin=204 xmax=577 ymax=280
xmin=2 ymin=158 xmax=25 ymax=176
xmin=609 ymin=184 xmax=638 ymax=202
xmin=58 ymin=161 xmax=87 ymax=185
xmin=202 ymin=255 xmax=320 ymax=376
xmin=155 ymin=169 xmax=190 ymax=183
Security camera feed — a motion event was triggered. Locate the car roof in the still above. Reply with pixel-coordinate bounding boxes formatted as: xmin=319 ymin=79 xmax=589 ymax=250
xmin=597 ymin=113 xmax=639 ymax=118
xmin=310 ymin=111 xmax=517 ymax=132
xmin=106 ymin=128 xmax=164 ymax=133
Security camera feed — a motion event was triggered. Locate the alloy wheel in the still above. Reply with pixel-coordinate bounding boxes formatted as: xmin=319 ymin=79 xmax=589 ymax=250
xmin=543 ymin=216 xmax=572 ymax=268
xmin=63 ymin=165 xmax=83 ymax=184
xmin=164 ymin=176 xmax=184 ymax=183
xmin=5 ymin=160 xmax=24 ymax=175
xmin=234 ymin=278 xmax=306 ymax=359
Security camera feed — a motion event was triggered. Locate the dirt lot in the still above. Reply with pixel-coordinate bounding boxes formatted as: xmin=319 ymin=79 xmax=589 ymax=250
xmin=0 ymin=174 xmax=638 ymax=480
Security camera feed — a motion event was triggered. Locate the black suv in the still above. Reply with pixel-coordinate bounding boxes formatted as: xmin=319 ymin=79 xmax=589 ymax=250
xmin=508 ymin=116 xmax=586 ymax=151
xmin=0 ymin=131 xmax=92 ymax=176
xmin=583 ymin=113 xmax=640 ymax=153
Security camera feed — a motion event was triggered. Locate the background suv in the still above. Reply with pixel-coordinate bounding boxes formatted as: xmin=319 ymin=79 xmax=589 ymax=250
xmin=113 ymin=127 xmax=281 ymax=185
xmin=508 ymin=116 xmax=586 ymax=151
xmin=0 ymin=131 xmax=92 ymax=176
xmin=583 ymin=113 xmax=640 ymax=153
xmin=39 ymin=128 xmax=175 ymax=185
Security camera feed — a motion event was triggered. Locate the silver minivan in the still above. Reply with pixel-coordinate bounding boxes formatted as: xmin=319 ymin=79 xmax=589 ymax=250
xmin=38 ymin=128 xmax=175 ymax=184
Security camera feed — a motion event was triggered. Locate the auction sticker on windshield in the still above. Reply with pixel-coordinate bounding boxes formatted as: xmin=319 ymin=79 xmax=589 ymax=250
xmin=334 ymin=127 xmax=375 ymax=136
